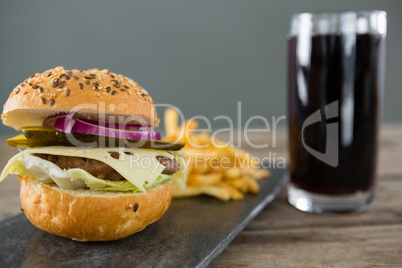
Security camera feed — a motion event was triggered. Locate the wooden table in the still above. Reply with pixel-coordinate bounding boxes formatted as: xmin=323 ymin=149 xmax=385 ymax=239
xmin=0 ymin=125 xmax=401 ymax=267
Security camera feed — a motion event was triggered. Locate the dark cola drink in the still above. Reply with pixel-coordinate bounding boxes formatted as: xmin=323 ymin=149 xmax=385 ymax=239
xmin=287 ymin=11 xmax=386 ymax=213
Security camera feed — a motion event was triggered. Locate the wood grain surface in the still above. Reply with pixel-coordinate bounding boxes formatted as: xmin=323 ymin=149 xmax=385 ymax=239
xmin=0 ymin=125 xmax=401 ymax=267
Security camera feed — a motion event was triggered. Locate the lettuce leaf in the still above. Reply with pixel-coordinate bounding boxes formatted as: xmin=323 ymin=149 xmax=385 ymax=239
xmin=67 ymin=168 xmax=172 ymax=192
xmin=2 ymin=152 xmax=172 ymax=193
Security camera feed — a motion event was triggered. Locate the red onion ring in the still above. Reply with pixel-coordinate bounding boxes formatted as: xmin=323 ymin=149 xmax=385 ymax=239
xmin=42 ymin=113 xmax=69 ymax=127
xmin=44 ymin=114 xmax=152 ymax=131
xmin=53 ymin=116 xmax=76 ymax=134
xmin=53 ymin=117 xmax=161 ymax=141
xmin=81 ymin=119 xmax=152 ymax=131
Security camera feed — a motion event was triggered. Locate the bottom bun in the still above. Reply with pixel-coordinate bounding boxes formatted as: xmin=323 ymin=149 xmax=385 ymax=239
xmin=19 ymin=176 xmax=174 ymax=242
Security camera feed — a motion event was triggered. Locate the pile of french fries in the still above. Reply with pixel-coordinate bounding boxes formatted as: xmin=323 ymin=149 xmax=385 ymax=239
xmin=164 ymin=108 xmax=270 ymax=201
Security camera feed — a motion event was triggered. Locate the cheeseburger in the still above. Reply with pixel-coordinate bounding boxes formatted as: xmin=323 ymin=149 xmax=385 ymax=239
xmin=0 ymin=66 xmax=185 ymax=241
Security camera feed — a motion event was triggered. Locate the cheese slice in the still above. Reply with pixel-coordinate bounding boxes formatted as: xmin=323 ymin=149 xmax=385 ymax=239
xmin=1 ymin=146 xmax=175 ymax=192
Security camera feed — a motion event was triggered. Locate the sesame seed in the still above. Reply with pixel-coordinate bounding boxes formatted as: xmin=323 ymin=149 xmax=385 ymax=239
xmin=65 ymin=89 xmax=71 ymax=97
xmin=59 ymin=74 xmax=67 ymax=79
xmin=57 ymin=81 xmax=66 ymax=88
xmin=86 ymin=80 xmax=90 ymax=85
xmin=46 ymin=72 xmax=52 ymax=77
xmin=56 ymin=88 xmax=63 ymax=92
xmin=124 ymin=85 xmax=130 ymax=89
xmin=31 ymin=84 xmax=39 ymax=89
xmin=14 ymin=88 xmax=20 ymax=94
xmin=110 ymin=74 xmax=115 ymax=78
xmin=73 ymin=76 xmax=79 ymax=80
xmin=133 ymin=203 xmax=139 ymax=212
xmin=113 ymin=83 xmax=121 ymax=88
xmin=21 ymin=84 xmax=25 ymax=87
xmin=38 ymin=87 xmax=43 ymax=93
xmin=53 ymin=78 xmax=59 ymax=84
xmin=30 ymin=74 xmax=35 ymax=78
xmin=128 ymin=90 xmax=132 ymax=95
xmin=120 ymin=88 xmax=127 ymax=91
xmin=111 ymin=90 xmax=117 ymax=95
xmin=49 ymin=99 xmax=55 ymax=106
xmin=41 ymin=98 xmax=46 ymax=104
xmin=97 ymin=92 xmax=101 ymax=97
xmin=85 ymin=73 xmax=97 ymax=79
xmin=106 ymin=86 xmax=111 ymax=93
xmin=78 ymin=83 xmax=84 ymax=89
xmin=28 ymin=83 xmax=33 ymax=86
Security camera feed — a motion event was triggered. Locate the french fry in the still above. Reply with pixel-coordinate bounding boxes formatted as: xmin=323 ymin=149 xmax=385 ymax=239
xmin=245 ymin=176 xmax=260 ymax=194
xmin=191 ymin=149 xmax=217 ymax=174
xmin=174 ymin=185 xmax=231 ymax=201
xmin=244 ymin=168 xmax=270 ymax=180
xmin=225 ymin=178 xmax=248 ymax=193
xmin=174 ymin=183 xmax=245 ymax=201
xmin=218 ymin=183 xmax=244 ymax=200
xmin=223 ymin=168 xmax=242 ymax=180
xmin=201 ymin=185 xmax=232 ymax=201
xmin=164 ymin=108 xmax=270 ymax=201
xmin=188 ymin=172 xmax=223 ymax=187
xmin=164 ymin=108 xmax=179 ymax=137
xmin=173 ymin=186 xmax=204 ymax=198
xmin=184 ymin=155 xmax=195 ymax=177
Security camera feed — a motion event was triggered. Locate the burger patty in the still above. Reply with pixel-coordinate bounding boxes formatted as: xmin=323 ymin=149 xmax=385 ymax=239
xmin=33 ymin=153 xmax=180 ymax=181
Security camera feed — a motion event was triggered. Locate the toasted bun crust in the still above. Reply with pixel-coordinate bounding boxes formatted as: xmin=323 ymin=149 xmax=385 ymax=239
xmin=19 ymin=176 xmax=174 ymax=242
xmin=2 ymin=67 xmax=159 ymax=130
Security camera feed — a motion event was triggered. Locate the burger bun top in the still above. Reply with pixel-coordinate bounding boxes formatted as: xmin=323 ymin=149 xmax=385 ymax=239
xmin=2 ymin=66 xmax=159 ymax=130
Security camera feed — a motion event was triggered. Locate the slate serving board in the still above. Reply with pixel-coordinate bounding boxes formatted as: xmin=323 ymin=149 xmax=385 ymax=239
xmin=0 ymin=168 xmax=287 ymax=268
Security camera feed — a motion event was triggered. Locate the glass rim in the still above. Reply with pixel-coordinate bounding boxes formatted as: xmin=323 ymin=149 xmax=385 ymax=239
xmin=291 ymin=10 xmax=386 ymax=19
xmin=289 ymin=10 xmax=387 ymax=36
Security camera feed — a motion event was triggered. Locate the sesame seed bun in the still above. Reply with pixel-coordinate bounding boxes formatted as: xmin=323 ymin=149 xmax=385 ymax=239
xmin=2 ymin=66 xmax=159 ymax=130
xmin=19 ymin=176 xmax=174 ymax=242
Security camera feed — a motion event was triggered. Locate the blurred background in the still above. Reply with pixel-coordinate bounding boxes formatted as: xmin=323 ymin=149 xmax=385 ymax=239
xmin=0 ymin=0 xmax=400 ymax=134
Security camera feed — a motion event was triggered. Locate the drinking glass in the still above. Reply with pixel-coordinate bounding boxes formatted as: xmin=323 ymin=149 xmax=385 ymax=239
xmin=287 ymin=11 xmax=387 ymax=213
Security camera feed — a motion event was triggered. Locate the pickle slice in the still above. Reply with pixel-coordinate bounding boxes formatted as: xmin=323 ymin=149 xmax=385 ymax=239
xmin=12 ymin=127 xmax=185 ymax=151
xmin=6 ymin=134 xmax=77 ymax=148
xmin=22 ymin=126 xmax=67 ymax=139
